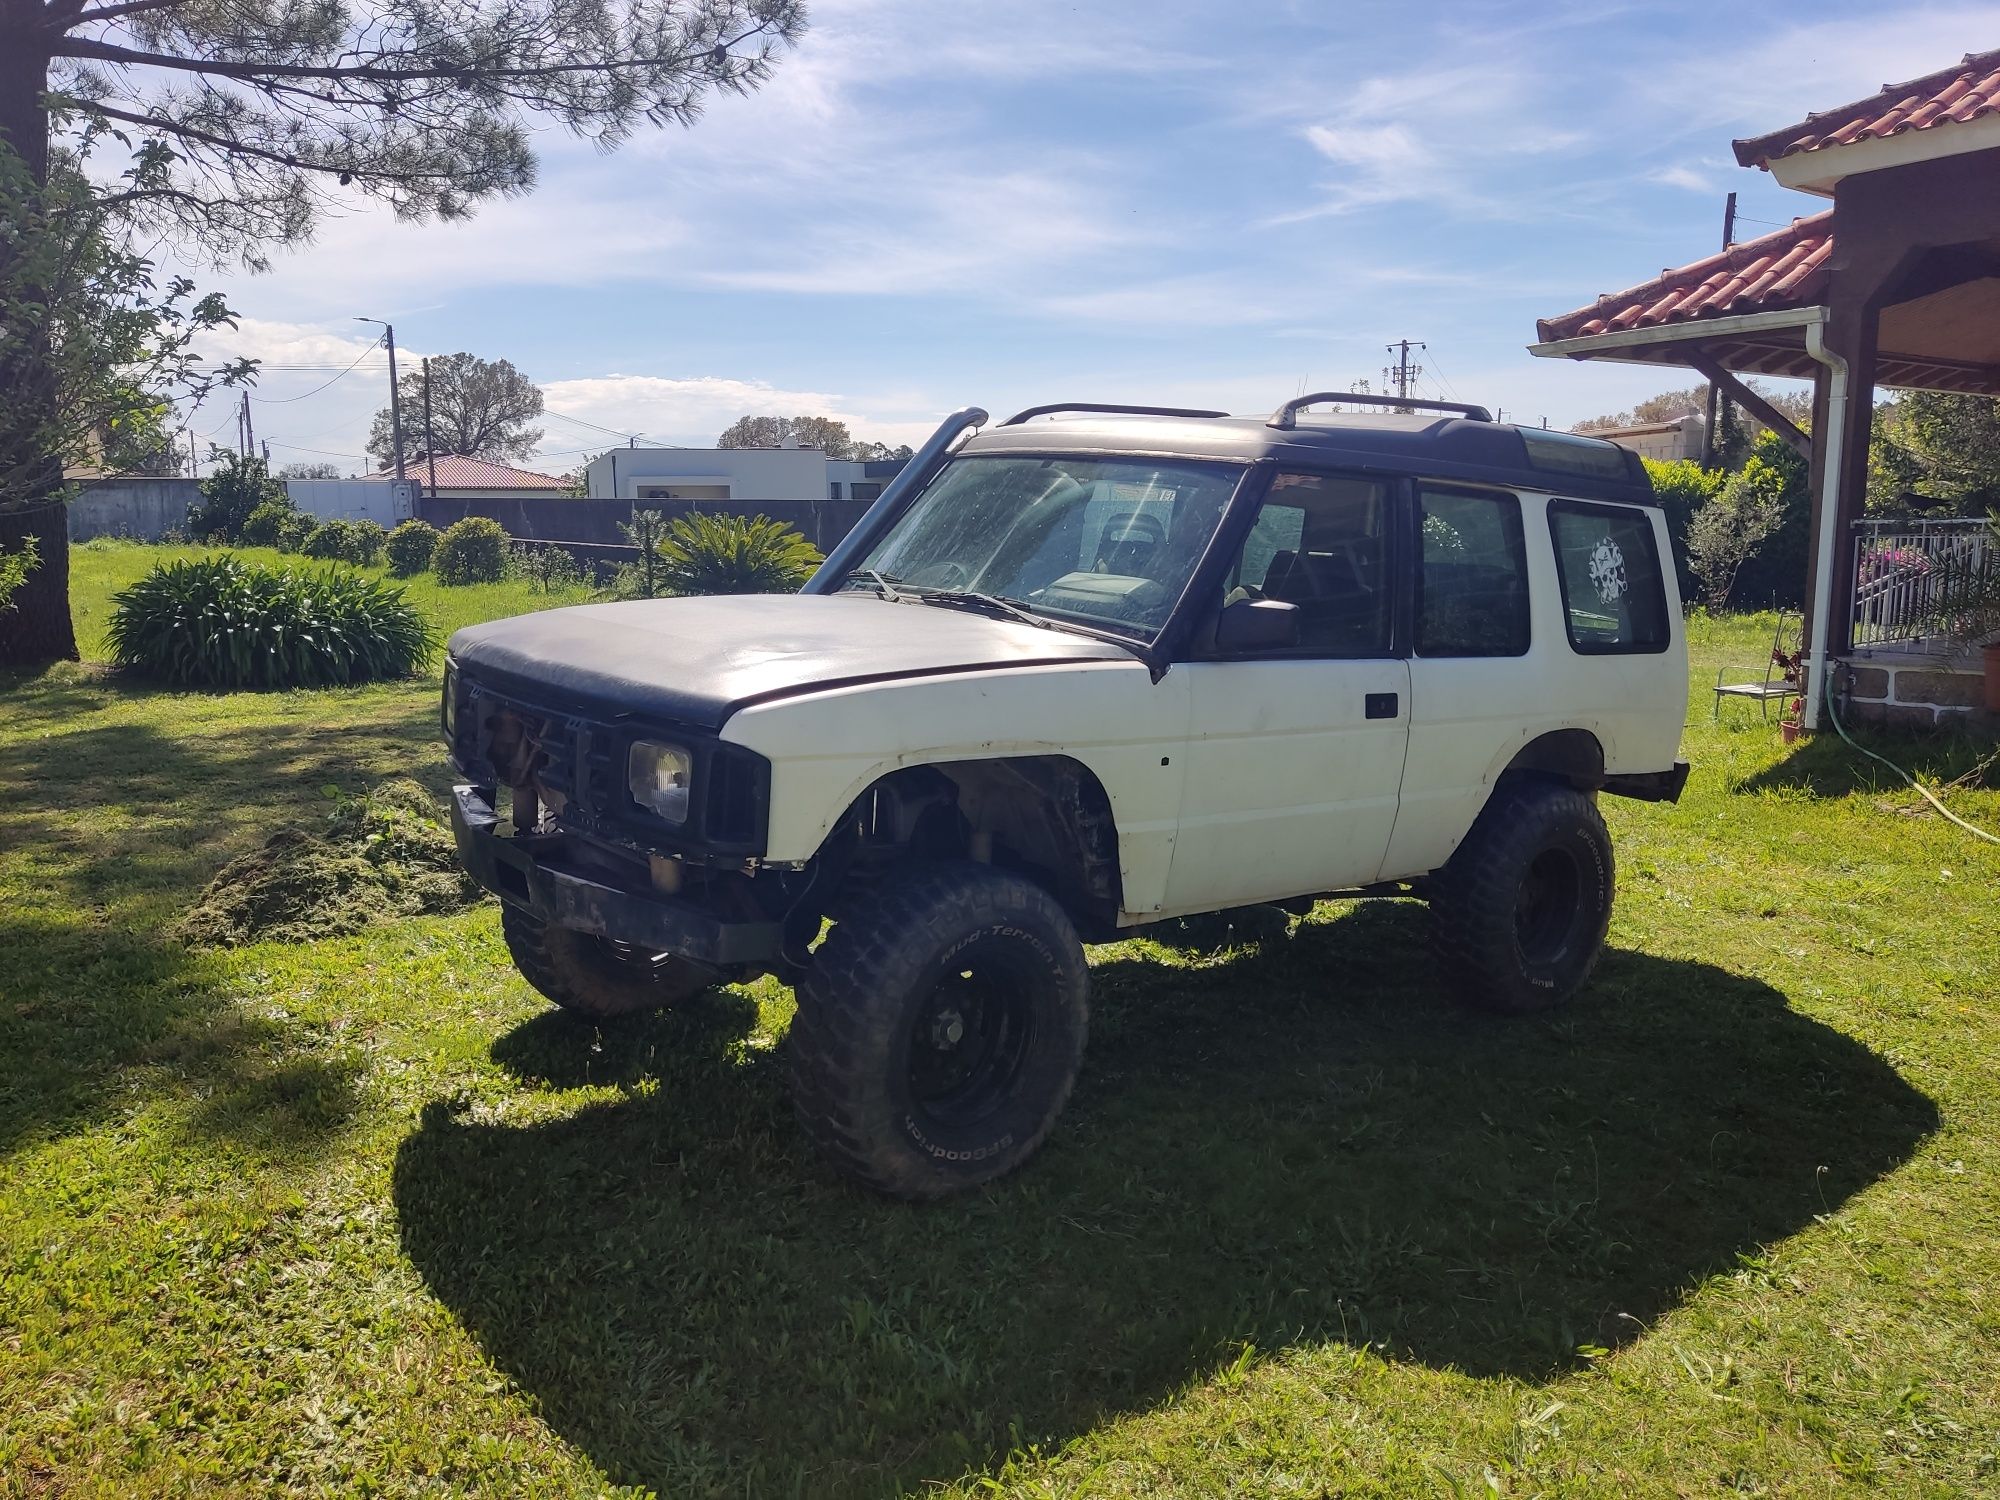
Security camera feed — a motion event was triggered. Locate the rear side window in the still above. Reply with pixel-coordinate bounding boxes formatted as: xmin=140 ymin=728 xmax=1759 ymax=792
xmin=1417 ymin=488 xmax=1529 ymax=657
xmin=1548 ymin=501 xmax=1671 ymax=654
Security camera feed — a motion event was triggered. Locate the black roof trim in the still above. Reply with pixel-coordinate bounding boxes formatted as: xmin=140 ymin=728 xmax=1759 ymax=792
xmin=958 ymin=411 xmax=1656 ymax=506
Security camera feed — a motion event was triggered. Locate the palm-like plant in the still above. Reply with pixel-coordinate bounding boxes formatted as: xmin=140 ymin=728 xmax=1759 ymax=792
xmin=622 ymin=512 xmax=822 ymax=597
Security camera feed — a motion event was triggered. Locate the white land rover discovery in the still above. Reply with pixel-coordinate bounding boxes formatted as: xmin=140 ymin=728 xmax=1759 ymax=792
xmin=444 ymin=395 xmax=1690 ymax=1199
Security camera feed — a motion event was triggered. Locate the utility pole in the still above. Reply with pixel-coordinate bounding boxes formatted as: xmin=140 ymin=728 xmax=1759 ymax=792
xmin=1383 ymin=340 xmax=1426 ymax=409
xmin=421 ymin=357 xmax=438 ymax=497
xmin=1700 ymin=192 xmax=1738 ymax=470
xmin=240 ymin=391 xmax=254 ymax=460
xmin=356 ymin=317 xmax=405 ymax=479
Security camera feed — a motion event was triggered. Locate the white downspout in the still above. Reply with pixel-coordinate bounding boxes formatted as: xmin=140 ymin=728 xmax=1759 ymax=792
xmin=1803 ymin=315 xmax=1850 ymax=732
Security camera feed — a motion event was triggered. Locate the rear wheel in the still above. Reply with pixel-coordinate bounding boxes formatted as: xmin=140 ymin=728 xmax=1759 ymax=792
xmin=788 ymin=861 xmax=1089 ymax=1200
xmin=501 ymin=904 xmax=716 ymax=1019
xmin=1428 ymin=780 xmax=1614 ymax=1014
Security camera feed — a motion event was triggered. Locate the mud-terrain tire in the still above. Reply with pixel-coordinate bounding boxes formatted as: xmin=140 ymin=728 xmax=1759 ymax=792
xmin=788 ymin=861 xmax=1090 ymax=1200
xmin=1428 ymin=780 xmax=1614 ymax=1015
xmin=501 ymin=904 xmax=716 ymax=1020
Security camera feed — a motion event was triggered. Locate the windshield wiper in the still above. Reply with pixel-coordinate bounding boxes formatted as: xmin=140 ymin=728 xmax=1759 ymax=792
xmin=846 ymin=568 xmax=913 ymax=603
xmin=917 ymin=589 xmax=1076 ymax=633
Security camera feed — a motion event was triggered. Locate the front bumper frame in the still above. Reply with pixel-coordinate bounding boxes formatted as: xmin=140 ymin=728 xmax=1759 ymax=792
xmin=451 ymin=785 xmax=784 ymax=967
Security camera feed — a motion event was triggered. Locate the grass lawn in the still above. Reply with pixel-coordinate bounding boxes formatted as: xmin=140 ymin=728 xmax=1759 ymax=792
xmin=2 ymin=543 xmax=1997 ymax=1497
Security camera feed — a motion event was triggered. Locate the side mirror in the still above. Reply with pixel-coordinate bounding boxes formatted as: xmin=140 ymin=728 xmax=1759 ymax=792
xmin=1214 ymin=597 xmax=1300 ymax=651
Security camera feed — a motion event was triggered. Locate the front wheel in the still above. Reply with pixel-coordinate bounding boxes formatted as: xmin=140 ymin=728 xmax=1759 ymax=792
xmin=788 ymin=862 xmax=1090 ymax=1200
xmin=1428 ymin=780 xmax=1614 ymax=1014
xmin=501 ymin=904 xmax=717 ymax=1020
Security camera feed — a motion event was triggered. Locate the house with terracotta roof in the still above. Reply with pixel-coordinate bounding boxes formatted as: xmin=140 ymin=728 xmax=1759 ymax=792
xmin=369 ymin=453 xmax=573 ymax=499
xmin=1532 ymin=50 xmax=2000 ymax=731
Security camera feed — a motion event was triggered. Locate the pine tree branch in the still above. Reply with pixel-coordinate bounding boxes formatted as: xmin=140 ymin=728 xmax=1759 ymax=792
xmin=86 ymin=102 xmax=466 ymax=181
xmin=54 ymin=25 xmax=777 ymax=86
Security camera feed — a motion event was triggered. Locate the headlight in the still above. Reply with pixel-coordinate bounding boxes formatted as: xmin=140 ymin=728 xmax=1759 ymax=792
xmin=627 ymin=740 xmax=693 ymax=823
xmin=441 ymin=662 xmax=458 ymax=738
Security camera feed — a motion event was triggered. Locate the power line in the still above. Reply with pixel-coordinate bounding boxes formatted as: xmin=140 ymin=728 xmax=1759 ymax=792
xmin=542 ymin=408 xmax=653 ymax=443
xmin=249 ymin=336 xmax=384 ymax=403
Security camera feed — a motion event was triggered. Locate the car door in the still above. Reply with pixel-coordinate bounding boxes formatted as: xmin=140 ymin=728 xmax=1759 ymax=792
xmin=1162 ymin=470 xmax=1411 ymax=916
xmin=1379 ymin=483 xmax=1541 ymax=879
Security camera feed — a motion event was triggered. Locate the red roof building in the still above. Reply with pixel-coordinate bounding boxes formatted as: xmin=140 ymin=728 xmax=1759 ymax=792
xmin=1532 ymin=48 xmax=2000 ymax=729
xmin=373 ymin=454 xmax=569 ymax=493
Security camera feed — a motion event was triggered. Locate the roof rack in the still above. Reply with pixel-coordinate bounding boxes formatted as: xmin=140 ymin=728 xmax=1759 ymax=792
xmin=1001 ymin=402 xmax=1231 ymax=426
xmin=1267 ymin=391 xmax=1492 ymax=429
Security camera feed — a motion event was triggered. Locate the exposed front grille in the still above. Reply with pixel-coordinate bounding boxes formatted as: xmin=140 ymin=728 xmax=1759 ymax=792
xmin=449 ymin=676 xmax=770 ymax=859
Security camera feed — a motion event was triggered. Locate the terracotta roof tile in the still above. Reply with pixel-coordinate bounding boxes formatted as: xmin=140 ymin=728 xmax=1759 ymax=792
xmin=1734 ymin=48 xmax=2000 ymax=167
xmin=1536 ymin=212 xmax=1834 ymax=343
xmin=370 ymin=454 xmax=568 ymax=489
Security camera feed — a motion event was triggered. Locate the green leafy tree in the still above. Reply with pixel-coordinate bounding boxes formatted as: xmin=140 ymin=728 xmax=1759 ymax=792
xmin=278 ymin=461 xmax=341 ymax=480
xmin=0 ymin=127 xmax=250 ymax=663
xmin=1687 ymin=454 xmax=1785 ymax=612
xmin=368 ymin=352 xmax=546 ymax=471
xmin=0 ymin=0 xmax=804 ymax=665
xmin=850 ymin=440 xmax=914 ymax=461
xmin=1640 ymin=457 xmax=1724 ymax=601
xmin=716 ymin=415 xmax=856 ymax=457
xmin=188 ymin=451 xmax=284 ymax=542
xmin=1868 ymin=392 xmax=2000 ymax=516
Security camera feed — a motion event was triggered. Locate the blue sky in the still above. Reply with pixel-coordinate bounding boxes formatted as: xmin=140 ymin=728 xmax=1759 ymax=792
xmin=183 ymin=0 xmax=2000 ymax=473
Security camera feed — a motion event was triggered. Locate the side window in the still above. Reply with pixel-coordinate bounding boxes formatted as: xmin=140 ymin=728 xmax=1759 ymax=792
xmin=1549 ymin=501 xmax=1670 ymax=653
xmin=1417 ymin=488 xmax=1529 ymax=657
xmin=1221 ymin=472 xmax=1390 ymax=655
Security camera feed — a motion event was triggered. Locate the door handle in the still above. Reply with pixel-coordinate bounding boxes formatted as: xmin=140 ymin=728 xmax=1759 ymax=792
xmin=1365 ymin=692 xmax=1399 ymax=720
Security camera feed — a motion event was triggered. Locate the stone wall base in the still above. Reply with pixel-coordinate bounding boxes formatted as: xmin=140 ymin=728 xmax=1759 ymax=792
xmin=1840 ymin=654 xmax=1995 ymax=734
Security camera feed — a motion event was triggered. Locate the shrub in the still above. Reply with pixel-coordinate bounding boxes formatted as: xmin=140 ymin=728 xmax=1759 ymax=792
xmin=0 ymin=536 xmax=37 ymax=614
xmin=614 ymin=510 xmax=821 ymax=598
xmin=240 ymin=497 xmax=300 ymax=548
xmin=1687 ymin=458 xmax=1785 ymax=613
xmin=275 ymin=512 xmax=318 ymax=553
xmin=301 ymin=518 xmax=361 ymax=561
xmin=301 ymin=518 xmax=385 ymax=565
xmin=432 ymin=516 xmax=511 ymax=585
xmin=188 ymin=452 xmax=285 ymax=542
xmin=106 ymin=556 xmax=436 ymax=689
xmin=511 ymin=541 xmax=584 ymax=592
xmin=349 ymin=520 xmax=387 ymax=565
xmin=385 ymin=519 xmax=439 ymax=576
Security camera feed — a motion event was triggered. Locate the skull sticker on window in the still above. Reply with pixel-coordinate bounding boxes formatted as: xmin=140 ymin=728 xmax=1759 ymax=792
xmin=1587 ymin=536 xmax=1627 ymax=605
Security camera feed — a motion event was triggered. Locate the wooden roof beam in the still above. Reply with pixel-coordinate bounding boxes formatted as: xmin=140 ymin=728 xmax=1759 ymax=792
xmin=1687 ymin=350 xmax=1812 ymax=460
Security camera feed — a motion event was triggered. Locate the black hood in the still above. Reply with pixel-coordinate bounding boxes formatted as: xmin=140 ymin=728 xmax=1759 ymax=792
xmin=447 ymin=593 xmax=1136 ymax=729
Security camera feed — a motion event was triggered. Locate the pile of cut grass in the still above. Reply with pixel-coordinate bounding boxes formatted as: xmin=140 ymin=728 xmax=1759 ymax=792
xmin=173 ymin=778 xmax=479 ymax=947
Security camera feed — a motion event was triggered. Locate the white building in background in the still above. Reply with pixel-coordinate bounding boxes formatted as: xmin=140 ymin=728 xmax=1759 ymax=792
xmin=582 ymin=447 xmax=902 ymax=504
xmin=1586 ymin=414 xmax=1706 ymax=464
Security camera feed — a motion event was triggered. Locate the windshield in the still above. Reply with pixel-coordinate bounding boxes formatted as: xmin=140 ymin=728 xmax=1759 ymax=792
xmin=842 ymin=454 xmax=1245 ymax=639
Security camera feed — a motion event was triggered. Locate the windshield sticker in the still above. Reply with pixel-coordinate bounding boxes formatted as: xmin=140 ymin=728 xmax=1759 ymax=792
xmin=1587 ymin=535 xmax=1628 ymax=606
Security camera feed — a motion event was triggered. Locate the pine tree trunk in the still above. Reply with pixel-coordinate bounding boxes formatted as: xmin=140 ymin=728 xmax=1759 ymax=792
xmin=0 ymin=26 xmax=76 ymax=667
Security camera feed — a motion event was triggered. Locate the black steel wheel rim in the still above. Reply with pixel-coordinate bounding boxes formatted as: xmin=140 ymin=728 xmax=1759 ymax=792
xmin=1515 ymin=847 xmax=1583 ymax=965
xmin=906 ymin=938 xmax=1039 ymax=1129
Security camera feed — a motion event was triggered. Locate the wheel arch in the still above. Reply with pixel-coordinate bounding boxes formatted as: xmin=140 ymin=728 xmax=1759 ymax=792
xmin=819 ymin=753 xmax=1126 ymax=936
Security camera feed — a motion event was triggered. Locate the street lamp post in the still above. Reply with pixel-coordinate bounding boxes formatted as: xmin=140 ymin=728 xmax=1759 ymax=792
xmin=354 ymin=317 xmax=405 ymax=481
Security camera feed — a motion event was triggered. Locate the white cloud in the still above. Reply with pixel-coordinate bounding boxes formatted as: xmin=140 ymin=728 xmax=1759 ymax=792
xmin=541 ymin=374 xmax=940 ymax=450
xmin=1649 ymin=164 xmax=1716 ymax=193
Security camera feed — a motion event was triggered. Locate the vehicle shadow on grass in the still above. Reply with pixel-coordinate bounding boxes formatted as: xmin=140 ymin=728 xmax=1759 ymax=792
xmin=393 ymin=901 xmax=1936 ymax=1499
